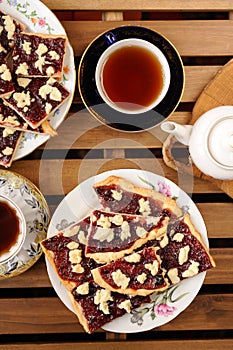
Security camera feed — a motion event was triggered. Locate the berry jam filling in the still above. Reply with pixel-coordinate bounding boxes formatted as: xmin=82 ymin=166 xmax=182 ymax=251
xmin=0 ymin=13 xmax=23 ymax=58
xmin=72 ymin=281 xmax=150 ymax=333
xmin=42 ymin=233 xmax=99 ymax=283
xmin=146 ymin=219 xmax=213 ymax=281
xmin=95 ymin=185 xmax=164 ymax=217
xmin=98 ymin=247 xmax=167 ymax=291
xmin=13 ymin=33 xmax=66 ymax=76
xmin=6 ymin=77 xmax=69 ymax=126
xmin=0 ymin=127 xmax=21 ymax=164
xmin=0 ymin=62 xmax=14 ymax=95
xmin=86 ymin=210 xmax=164 ymax=254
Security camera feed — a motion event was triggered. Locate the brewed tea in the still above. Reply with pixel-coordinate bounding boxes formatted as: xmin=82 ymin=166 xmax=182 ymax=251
xmin=102 ymin=45 xmax=165 ymax=111
xmin=0 ymin=201 xmax=20 ymax=256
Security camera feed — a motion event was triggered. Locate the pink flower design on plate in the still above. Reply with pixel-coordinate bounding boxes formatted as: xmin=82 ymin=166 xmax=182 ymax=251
xmin=154 ymin=303 xmax=176 ymax=317
xmin=157 ymin=180 xmax=172 ymax=197
xmin=38 ymin=18 xmax=46 ymax=27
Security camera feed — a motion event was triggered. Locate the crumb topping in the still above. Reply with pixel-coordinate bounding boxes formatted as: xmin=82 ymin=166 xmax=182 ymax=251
xmin=3 ymin=15 xmax=15 ymax=41
xmin=137 ymin=272 xmax=147 ymax=284
xmin=13 ymin=91 xmax=31 ymax=108
xmin=63 ymin=225 xmax=80 ymax=237
xmin=75 ymin=282 xmax=89 ymax=295
xmin=168 ymin=267 xmax=180 ymax=284
xmin=124 ymin=252 xmax=141 ymax=263
xmin=173 ymin=232 xmax=184 ymax=242
xmin=15 ymin=62 xmax=29 ymax=76
xmin=0 ymin=64 xmax=11 ymax=81
xmin=145 ymin=260 xmax=159 ymax=276
xmin=112 ymin=269 xmax=130 ymax=289
xmin=22 ymin=41 xmax=31 ymax=54
xmin=2 ymin=146 xmax=13 ymax=155
xmin=182 ymin=260 xmax=199 ymax=278
xmin=111 ymin=189 xmax=122 ymax=201
xmin=67 ymin=241 xmax=79 ymax=250
xmin=178 ymin=245 xmax=190 ymax=265
xmin=94 ymin=289 xmax=113 ymax=315
xmin=118 ymin=299 xmax=131 ymax=313
xmin=69 ymin=249 xmax=82 ymax=264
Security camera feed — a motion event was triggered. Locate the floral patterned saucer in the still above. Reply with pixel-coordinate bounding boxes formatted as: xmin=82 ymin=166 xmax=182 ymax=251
xmin=0 ymin=170 xmax=50 ymax=278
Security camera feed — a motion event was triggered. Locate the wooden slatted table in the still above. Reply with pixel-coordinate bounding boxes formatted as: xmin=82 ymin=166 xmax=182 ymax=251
xmin=0 ymin=1 xmax=233 ymax=349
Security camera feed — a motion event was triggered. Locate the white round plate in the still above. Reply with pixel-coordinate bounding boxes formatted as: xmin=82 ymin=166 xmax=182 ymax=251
xmin=1 ymin=0 xmax=76 ymax=160
xmin=47 ymin=168 xmax=208 ymax=333
xmin=0 ymin=169 xmax=50 ymax=278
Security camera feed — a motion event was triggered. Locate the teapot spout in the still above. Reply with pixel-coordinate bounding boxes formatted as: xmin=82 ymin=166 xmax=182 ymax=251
xmin=161 ymin=121 xmax=193 ymax=146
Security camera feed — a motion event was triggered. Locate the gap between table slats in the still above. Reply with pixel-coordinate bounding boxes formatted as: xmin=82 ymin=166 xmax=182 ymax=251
xmin=1 ymin=339 xmax=233 ymax=350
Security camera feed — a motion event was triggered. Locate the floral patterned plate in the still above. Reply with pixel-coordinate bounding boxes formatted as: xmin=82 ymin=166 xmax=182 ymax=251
xmin=46 ymin=169 xmax=209 ymax=333
xmin=1 ymin=0 xmax=76 ymax=161
xmin=0 ymin=169 xmax=50 ymax=278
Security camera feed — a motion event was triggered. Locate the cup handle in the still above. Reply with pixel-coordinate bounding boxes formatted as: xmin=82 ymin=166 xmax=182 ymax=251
xmin=104 ymin=32 xmax=117 ymax=46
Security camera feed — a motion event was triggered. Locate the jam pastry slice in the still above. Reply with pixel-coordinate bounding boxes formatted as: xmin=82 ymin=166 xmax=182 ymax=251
xmin=12 ymin=32 xmax=67 ymax=78
xmin=41 ymin=217 xmax=98 ymax=292
xmin=41 ymin=219 xmax=150 ymax=334
xmin=0 ymin=59 xmax=14 ymax=98
xmin=92 ymin=247 xmax=169 ymax=296
xmin=0 ymin=126 xmax=22 ymax=167
xmin=0 ymin=99 xmax=56 ymax=135
xmin=30 ymin=120 xmax=57 ymax=136
xmin=3 ymin=77 xmax=69 ymax=129
xmin=0 ymin=11 xmax=25 ymax=59
xmin=148 ymin=214 xmax=216 ymax=285
xmin=70 ymin=280 xmax=150 ymax=334
xmin=93 ymin=175 xmax=182 ymax=219
xmin=85 ymin=209 xmax=169 ymax=263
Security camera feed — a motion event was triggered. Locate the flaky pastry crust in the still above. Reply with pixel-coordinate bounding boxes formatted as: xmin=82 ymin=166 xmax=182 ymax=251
xmin=94 ymin=175 xmax=182 ymax=217
xmin=182 ymin=214 xmax=216 ymax=268
xmin=40 ymin=240 xmax=77 ymax=292
xmin=85 ymin=216 xmax=169 ymax=263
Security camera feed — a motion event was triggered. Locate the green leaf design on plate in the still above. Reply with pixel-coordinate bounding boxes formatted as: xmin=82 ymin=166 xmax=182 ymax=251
xmin=138 ymin=176 xmax=156 ymax=190
xmin=130 ymin=285 xmax=189 ymax=326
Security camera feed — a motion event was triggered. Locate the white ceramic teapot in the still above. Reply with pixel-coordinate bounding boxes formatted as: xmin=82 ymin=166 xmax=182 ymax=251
xmin=161 ymin=105 xmax=233 ymax=180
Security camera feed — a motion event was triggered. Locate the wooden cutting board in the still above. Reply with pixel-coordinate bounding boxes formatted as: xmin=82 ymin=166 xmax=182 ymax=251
xmin=163 ymin=59 xmax=233 ymax=198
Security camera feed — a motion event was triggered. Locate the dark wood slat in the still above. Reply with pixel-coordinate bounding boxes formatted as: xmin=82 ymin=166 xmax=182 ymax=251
xmin=0 ymin=294 xmax=232 ymax=334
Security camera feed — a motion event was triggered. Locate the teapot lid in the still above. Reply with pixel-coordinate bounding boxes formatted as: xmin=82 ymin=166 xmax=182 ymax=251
xmin=208 ymin=117 xmax=233 ymax=168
